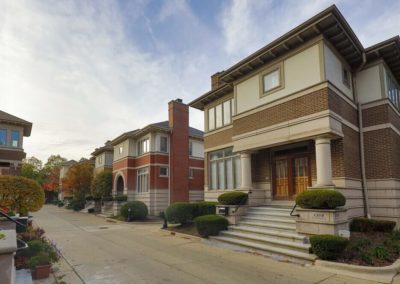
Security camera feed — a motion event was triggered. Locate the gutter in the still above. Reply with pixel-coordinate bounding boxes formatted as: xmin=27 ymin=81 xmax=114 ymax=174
xmin=354 ymin=51 xmax=371 ymax=218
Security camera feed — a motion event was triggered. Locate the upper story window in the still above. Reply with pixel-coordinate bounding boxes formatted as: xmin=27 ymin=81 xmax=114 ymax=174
xmin=159 ymin=166 xmax=168 ymax=177
xmin=188 ymin=168 xmax=194 ymax=179
xmin=386 ymin=74 xmax=400 ymax=110
xmin=263 ymin=69 xmax=281 ymax=92
xmin=160 ymin=136 xmax=168 ymax=153
xmin=0 ymin=129 xmax=6 ymax=146
xmin=11 ymin=130 xmax=19 ymax=148
xmin=138 ymin=138 xmax=150 ymax=155
xmin=207 ymin=99 xmax=234 ymax=131
xmin=118 ymin=145 xmax=123 ymax=155
xmin=189 ymin=141 xmax=193 ymax=156
xmin=342 ymin=67 xmax=351 ymax=87
xmin=97 ymin=155 xmax=103 ymax=165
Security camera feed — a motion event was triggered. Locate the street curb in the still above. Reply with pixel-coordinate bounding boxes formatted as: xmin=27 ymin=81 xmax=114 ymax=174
xmin=313 ymin=258 xmax=400 ymax=283
xmin=95 ymin=214 xmax=163 ymax=225
xmin=159 ymin=228 xmax=203 ymax=241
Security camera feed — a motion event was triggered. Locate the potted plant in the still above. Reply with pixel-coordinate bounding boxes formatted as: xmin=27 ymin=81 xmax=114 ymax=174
xmin=27 ymin=253 xmax=52 ymax=279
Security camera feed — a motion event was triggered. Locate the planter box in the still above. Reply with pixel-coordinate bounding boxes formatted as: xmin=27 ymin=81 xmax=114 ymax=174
xmin=31 ymin=263 xmax=51 ymax=279
xmin=296 ymin=207 xmax=349 ymax=235
xmin=113 ymin=201 xmax=127 ymax=216
xmin=216 ymin=205 xmax=247 ymax=225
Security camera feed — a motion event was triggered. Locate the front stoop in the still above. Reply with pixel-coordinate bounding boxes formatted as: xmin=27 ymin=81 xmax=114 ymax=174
xmin=210 ymin=205 xmax=317 ymax=264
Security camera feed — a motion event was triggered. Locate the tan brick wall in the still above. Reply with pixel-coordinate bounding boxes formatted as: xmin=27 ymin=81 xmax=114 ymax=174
xmin=328 ymin=89 xmax=358 ymax=126
xmin=363 ymin=104 xmax=388 ymax=127
xmin=331 ymin=138 xmax=345 ymax=178
xmin=204 ymin=127 xmax=233 ymax=149
xmin=343 ymin=125 xmax=361 ymax=179
xmin=252 ymin=149 xmax=271 ymax=183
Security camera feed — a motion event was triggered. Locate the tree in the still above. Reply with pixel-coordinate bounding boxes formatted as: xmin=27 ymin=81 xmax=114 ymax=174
xmin=42 ymin=155 xmax=67 ymax=201
xmin=62 ymin=160 xmax=93 ymax=201
xmin=43 ymin=155 xmax=67 ymax=170
xmin=21 ymin=156 xmax=44 ymax=185
xmin=91 ymin=171 xmax=112 ymax=198
xmin=0 ymin=176 xmax=45 ymax=215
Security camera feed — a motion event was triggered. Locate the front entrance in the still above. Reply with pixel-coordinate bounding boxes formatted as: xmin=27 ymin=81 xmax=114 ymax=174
xmin=273 ymin=152 xmax=311 ymax=200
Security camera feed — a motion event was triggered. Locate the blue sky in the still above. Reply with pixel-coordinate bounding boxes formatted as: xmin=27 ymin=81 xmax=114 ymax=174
xmin=1 ymin=0 xmax=400 ymax=162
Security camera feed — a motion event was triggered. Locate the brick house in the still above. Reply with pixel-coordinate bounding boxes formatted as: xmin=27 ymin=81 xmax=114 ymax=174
xmin=189 ymin=5 xmax=400 ymax=226
xmin=0 ymin=110 xmax=32 ymax=176
xmin=111 ymin=99 xmax=204 ymax=215
xmin=91 ymin=141 xmax=113 ymax=175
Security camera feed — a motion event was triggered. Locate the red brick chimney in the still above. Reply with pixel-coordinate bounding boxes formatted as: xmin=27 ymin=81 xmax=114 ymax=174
xmin=168 ymin=99 xmax=189 ymax=203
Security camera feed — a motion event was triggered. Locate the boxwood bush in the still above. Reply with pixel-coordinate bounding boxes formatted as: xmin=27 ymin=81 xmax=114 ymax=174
xmin=218 ymin=192 xmax=248 ymax=205
xmin=350 ymin=217 xmax=396 ymax=233
xmin=165 ymin=202 xmax=194 ymax=225
xmin=194 ymin=214 xmax=228 ymax=237
xmin=120 ymin=201 xmax=148 ymax=221
xmin=310 ymin=234 xmax=349 ymax=260
xmin=192 ymin=201 xmax=218 ymax=218
xmin=296 ymin=189 xmax=345 ymax=209
xmin=114 ymin=195 xmax=128 ymax=202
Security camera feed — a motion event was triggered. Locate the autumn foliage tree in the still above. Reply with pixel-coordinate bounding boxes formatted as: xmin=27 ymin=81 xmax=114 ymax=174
xmin=0 ymin=176 xmax=45 ymax=216
xmin=62 ymin=160 xmax=94 ymax=202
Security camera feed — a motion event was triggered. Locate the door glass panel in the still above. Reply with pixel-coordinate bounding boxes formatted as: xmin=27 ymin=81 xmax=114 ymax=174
xmin=294 ymin=157 xmax=308 ymax=196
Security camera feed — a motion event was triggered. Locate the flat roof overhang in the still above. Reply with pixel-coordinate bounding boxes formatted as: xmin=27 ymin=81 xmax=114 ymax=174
xmin=189 ymin=5 xmax=364 ymax=110
xmin=366 ymin=36 xmax=400 ymax=84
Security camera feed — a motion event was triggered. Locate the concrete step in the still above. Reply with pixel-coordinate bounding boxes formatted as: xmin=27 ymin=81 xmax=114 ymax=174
xmin=248 ymin=206 xmax=292 ymax=213
xmin=239 ymin=221 xmax=296 ymax=232
xmin=230 ymin=225 xmax=308 ymax=243
xmin=219 ymin=231 xmax=310 ymax=253
xmin=210 ymin=236 xmax=316 ymax=262
xmin=245 ymin=212 xmax=294 ymax=220
xmin=241 ymin=216 xmax=296 ymax=225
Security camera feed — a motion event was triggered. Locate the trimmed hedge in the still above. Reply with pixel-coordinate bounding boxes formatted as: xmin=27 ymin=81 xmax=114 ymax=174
xmin=120 ymin=201 xmax=148 ymax=221
xmin=114 ymin=195 xmax=128 ymax=202
xmin=350 ymin=217 xmax=396 ymax=233
xmin=310 ymin=234 xmax=349 ymax=260
xmin=165 ymin=202 xmax=193 ymax=225
xmin=192 ymin=201 xmax=218 ymax=218
xmin=296 ymin=189 xmax=345 ymax=209
xmin=194 ymin=214 xmax=228 ymax=237
xmin=218 ymin=192 xmax=248 ymax=205
xmin=102 ymin=196 xmax=113 ymax=202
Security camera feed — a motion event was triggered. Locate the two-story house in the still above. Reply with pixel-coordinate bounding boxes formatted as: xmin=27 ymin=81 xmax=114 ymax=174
xmin=190 ymin=5 xmax=400 ymax=227
xmin=91 ymin=141 xmax=114 ymax=175
xmin=0 ymin=110 xmax=32 ymax=176
xmin=111 ymin=99 xmax=204 ymax=215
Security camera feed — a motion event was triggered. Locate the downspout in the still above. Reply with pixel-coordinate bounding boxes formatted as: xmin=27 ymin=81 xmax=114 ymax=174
xmin=354 ymin=51 xmax=371 ymax=218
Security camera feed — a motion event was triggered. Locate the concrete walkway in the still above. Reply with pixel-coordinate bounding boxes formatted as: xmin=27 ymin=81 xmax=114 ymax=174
xmin=32 ymin=205 xmax=395 ymax=284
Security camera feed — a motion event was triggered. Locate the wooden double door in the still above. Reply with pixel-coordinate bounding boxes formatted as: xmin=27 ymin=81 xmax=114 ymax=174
xmin=273 ymin=154 xmax=311 ymax=200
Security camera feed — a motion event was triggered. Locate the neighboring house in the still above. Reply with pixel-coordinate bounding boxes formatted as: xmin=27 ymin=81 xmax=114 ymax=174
xmin=0 ymin=110 xmax=32 ymax=176
xmin=91 ymin=141 xmax=114 ymax=175
xmin=189 ymin=5 xmax=400 ymax=225
xmin=58 ymin=160 xmax=77 ymax=200
xmin=111 ymin=99 xmax=204 ymax=215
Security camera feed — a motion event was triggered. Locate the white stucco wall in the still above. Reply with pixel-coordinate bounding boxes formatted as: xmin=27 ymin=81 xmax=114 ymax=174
xmin=324 ymin=43 xmax=353 ymax=99
xmin=236 ymin=43 xmax=322 ymax=114
xmin=356 ymin=64 xmax=383 ymax=103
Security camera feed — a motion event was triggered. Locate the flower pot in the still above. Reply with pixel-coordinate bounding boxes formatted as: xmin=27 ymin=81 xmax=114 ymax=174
xmin=15 ymin=256 xmax=28 ymax=267
xmin=31 ymin=263 xmax=51 ymax=279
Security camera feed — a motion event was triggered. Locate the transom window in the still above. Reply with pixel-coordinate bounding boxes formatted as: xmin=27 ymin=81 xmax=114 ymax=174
xmin=11 ymin=130 xmax=19 ymax=148
xmin=159 ymin=166 xmax=168 ymax=177
xmin=0 ymin=129 xmax=6 ymax=146
xmin=160 ymin=136 xmax=168 ymax=152
xmin=263 ymin=69 xmax=281 ymax=93
xmin=138 ymin=138 xmax=150 ymax=155
xmin=137 ymin=167 xmax=149 ymax=193
xmin=207 ymin=99 xmax=234 ymax=131
xmin=209 ymin=148 xmax=241 ymax=190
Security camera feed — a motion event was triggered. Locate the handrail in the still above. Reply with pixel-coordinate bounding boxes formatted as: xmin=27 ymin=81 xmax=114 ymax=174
xmin=0 ymin=209 xmax=27 ymax=228
xmin=290 ymin=203 xmax=300 ymax=217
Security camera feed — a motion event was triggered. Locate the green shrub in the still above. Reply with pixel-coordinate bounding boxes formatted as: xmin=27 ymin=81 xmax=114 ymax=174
xmin=350 ymin=238 xmax=371 ymax=253
xmin=373 ymin=246 xmax=389 ymax=260
xmin=192 ymin=201 xmax=218 ymax=218
xmin=350 ymin=218 xmax=396 ymax=232
xmin=120 ymin=201 xmax=148 ymax=221
xmin=360 ymin=251 xmax=373 ymax=265
xmin=309 ymin=234 xmax=349 ymax=260
xmin=72 ymin=200 xmax=85 ymax=211
xmin=217 ymin=192 xmax=248 ymax=205
xmin=296 ymin=189 xmax=345 ymax=209
xmin=392 ymin=229 xmax=400 ymax=241
xmin=57 ymin=201 xmax=64 ymax=207
xmin=26 ymin=253 xmax=51 ymax=268
xmin=194 ymin=214 xmax=228 ymax=237
xmin=114 ymin=195 xmax=128 ymax=202
xmin=102 ymin=196 xmax=113 ymax=202
xmin=25 ymin=240 xmax=58 ymax=262
xmin=165 ymin=202 xmax=193 ymax=225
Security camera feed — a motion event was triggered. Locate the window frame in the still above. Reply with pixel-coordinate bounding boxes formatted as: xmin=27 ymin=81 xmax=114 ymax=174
xmin=160 ymin=136 xmax=168 ymax=153
xmin=342 ymin=66 xmax=351 ymax=88
xmin=208 ymin=148 xmax=241 ymax=190
xmin=188 ymin=168 xmax=194 ymax=179
xmin=206 ymin=98 xmax=234 ymax=132
xmin=0 ymin=129 xmax=6 ymax=146
xmin=159 ymin=166 xmax=169 ymax=177
xmin=137 ymin=167 xmax=149 ymax=193
xmin=138 ymin=137 xmax=150 ymax=156
xmin=10 ymin=130 xmax=19 ymax=148
xmin=259 ymin=63 xmax=284 ymax=97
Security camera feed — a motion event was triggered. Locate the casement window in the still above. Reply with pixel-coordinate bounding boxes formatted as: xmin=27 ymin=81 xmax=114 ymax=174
xmin=118 ymin=145 xmax=123 ymax=155
xmin=160 ymin=136 xmax=168 ymax=153
xmin=342 ymin=67 xmax=351 ymax=87
xmin=207 ymin=99 xmax=234 ymax=131
xmin=387 ymin=73 xmax=400 ymax=110
xmin=11 ymin=130 xmax=19 ymax=148
xmin=262 ymin=68 xmax=281 ymax=93
xmin=209 ymin=148 xmax=241 ymax=190
xmin=0 ymin=129 xmax=6 ymax=146
xmin=138 ymin=138 xmax=150 ymax=155
xmin=159 ymin=166 xmax=168 ymax=177
xmin=189 ymin=141 xmax=193 ymax=156
xmin=137 ymin=167 xmax=149 ymax=193
xmin=189 ymin=168 xmax=194 ymax=178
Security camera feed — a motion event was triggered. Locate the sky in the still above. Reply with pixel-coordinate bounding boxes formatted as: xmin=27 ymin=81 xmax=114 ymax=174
xmin=1 ymin=0 xmax=400 ymax=162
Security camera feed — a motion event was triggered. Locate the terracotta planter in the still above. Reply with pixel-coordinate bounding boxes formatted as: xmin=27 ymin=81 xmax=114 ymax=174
xmin=14 ymin=256 xmax=28 ymax=267
xmin=31 ymin=263 xmax=51 ymax=279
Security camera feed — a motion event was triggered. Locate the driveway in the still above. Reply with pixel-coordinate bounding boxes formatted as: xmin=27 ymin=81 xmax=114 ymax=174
xmin=33 ymin=205 xmax=385 ymax=284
